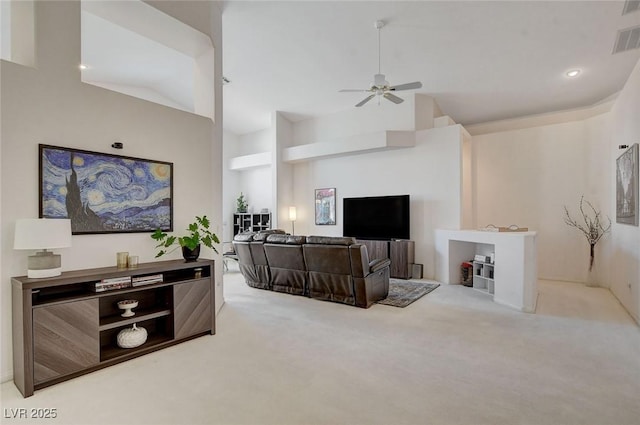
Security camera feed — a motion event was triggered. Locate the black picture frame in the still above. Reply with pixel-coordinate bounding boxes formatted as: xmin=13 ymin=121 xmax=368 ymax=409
xmin=39 ymin=144 xmax=173 ymax=234
xmin=315 ymin=188 xmax=336 ymax=225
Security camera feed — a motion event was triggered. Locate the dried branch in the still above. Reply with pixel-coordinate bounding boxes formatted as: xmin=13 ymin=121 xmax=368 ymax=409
xmin=564 ymin=196 xmax=611 ymax=271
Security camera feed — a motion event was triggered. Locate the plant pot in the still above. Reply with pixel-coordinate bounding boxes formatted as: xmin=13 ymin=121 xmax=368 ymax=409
xmin=182 ymin=245 xmax=201 ymax=262
xmin=586 ymin=243 xmax=599 ymax=287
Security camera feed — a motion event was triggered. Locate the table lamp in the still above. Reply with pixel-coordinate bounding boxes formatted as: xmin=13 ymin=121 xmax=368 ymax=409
xmin=289 ymin=206 xmax=297 ymax=235
xmin=14 ymin=218 xmax=72 ymax=278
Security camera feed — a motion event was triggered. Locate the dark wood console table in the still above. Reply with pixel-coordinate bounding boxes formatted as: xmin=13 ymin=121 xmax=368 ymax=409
xmin=12 ymin=259 xmax=215 ymax=397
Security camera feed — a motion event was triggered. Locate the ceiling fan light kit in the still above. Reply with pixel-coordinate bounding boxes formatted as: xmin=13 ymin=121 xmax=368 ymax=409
xmin=340 ymin=20 xmax=423 ymax=107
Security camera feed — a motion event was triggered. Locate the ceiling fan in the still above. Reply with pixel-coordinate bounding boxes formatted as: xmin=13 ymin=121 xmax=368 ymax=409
xmin=340 ymin=20 xmax=422 ymax=107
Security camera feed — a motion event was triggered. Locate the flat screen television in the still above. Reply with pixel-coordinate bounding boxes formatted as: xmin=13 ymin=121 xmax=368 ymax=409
xmin=343 ymin=195 xmax=410 ymax=240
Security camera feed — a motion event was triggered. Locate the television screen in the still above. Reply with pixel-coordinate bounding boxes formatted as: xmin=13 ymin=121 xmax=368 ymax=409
xmin=343 ymin=195 xmax=410 ymax=240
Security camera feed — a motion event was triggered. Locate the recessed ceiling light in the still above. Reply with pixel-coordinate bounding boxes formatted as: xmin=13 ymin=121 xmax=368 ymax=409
xmin=79 ymin=64 xmax=88 ymax=70
xmin=566 ymin=69 xmax=581 ymax=78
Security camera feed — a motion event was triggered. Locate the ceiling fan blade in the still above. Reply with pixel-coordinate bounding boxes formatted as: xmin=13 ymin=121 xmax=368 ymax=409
xmin=355 ymin=94 xmax=376 ymax=107
xmin=339 ymin=89 xmax=370 ymax=93
xmin=389 ymin=81 xmax=423 ymax=91
xmin=383 ymin=92 xmax=404 ymax=104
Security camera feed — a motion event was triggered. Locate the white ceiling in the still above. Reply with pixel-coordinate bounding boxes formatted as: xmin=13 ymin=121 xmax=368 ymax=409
xmin=222 ymin=1 xmax=640 ymax=135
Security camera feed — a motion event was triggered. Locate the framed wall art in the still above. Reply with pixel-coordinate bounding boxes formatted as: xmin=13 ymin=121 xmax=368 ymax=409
xmin=315 ymin=188 xmax=336 ymax=225
xmin=616 ymin=143 xmax=639 ymax=226
xmin=40 ymin=144 xmax=173 ymax=234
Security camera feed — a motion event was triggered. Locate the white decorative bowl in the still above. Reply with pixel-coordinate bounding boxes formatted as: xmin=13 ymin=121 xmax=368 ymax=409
xmin=117 ymin=324 xmax=148 ymax=349
xmin=117 ymin=299 xmax=138 ymax=317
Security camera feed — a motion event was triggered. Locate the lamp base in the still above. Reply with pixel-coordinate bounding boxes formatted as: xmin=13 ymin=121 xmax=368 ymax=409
xmin=27 ymin=251 xmax=62 ymax=278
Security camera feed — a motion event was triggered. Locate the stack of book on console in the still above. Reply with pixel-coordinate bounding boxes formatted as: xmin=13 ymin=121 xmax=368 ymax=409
xmin=132 ymin=274 xmax=163 ymax=287
xmin=90 ymin=276 xmax=132 ymax=292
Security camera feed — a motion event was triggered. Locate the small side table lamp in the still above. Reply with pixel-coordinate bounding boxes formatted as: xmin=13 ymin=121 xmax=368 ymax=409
xmin=289 ymin=206 xmax=297 ymax=236
xmin=14 ymin=218 xmax=72 ymax=278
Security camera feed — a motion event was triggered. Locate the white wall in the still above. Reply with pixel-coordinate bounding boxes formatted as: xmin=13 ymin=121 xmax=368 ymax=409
xmin=223 ymin=130 xmax=241 ymax=242
xmin=472 ymin=114 xmax=611 ymax=284
xmin=292 ymin=94 xmax=431 ymax=145
xmin=240 ymin=167 xmax=272 ymax=214
xmin=609 ymin=59 xmax=640 ymax=323
xmin=227 ymin=128 xmax=274 ymax=224
xmin=0 ymin=1 xmax=223 ymax=382
xmin=292 ymin=125 xmax=465 ymax=277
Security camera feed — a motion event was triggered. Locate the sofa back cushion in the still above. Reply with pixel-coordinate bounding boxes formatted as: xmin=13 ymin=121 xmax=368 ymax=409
xmin=233 ymin=232 xmax=270 ymax=289
xmin=264 ymin=236 xmax=307 ymax=295
xmin=305 ymin=236 xmax=355 ymax=246
xmin=253 ymin=229 xmax=286 ymax=241
xmin=265 ymin=234 xmax=306 ymax=245
xmin=303 ymin=242 xmax=355 ymax=305
xmin=233 ymin=232 xmax=256 ymax=242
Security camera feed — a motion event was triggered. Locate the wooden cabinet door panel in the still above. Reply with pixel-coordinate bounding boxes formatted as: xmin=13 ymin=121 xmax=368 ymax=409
xmin=33 ymin=299 xmax=99 ymax=384
xmin=174 ymin=279 xmax=212 ymax=340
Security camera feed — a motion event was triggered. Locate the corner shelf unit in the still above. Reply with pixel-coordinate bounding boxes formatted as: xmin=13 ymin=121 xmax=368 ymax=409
xmin=472 ymin=261 xmax=495 ymax=295
xmin=233 ymin=212 xmax=271 ymax=235
xmin=12 ymin=259 xmax=215 ymax=398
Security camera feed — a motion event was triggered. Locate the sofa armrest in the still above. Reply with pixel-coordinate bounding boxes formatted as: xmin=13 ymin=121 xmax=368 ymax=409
xmin=369 ymin=258 xmax=391 ymax=273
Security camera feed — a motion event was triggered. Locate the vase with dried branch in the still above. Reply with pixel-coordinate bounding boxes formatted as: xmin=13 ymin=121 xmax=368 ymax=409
xmin=563 ymin=196 xmax=611 ymax=285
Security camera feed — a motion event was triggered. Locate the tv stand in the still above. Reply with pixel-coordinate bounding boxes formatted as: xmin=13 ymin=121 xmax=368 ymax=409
xmin=357 ymin=239 xmax=415 ymax=279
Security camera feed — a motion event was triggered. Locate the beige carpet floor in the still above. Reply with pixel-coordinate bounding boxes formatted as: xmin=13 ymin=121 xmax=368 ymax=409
xmin=2 ymin=263 xmax=639 ymax=425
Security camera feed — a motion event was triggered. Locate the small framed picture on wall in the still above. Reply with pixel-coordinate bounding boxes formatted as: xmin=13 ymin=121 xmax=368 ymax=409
xmin=315 ymin=188 xmax=336 ymax=225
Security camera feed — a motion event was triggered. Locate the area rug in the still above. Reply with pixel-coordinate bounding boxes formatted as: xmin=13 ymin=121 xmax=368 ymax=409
xmin=376 ymin=279 xmax=440 ymax=308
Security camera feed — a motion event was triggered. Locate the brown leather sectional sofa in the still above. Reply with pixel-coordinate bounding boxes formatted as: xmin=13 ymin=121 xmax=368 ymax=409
xmin=233 ymin=231 xmax=391 ymax=308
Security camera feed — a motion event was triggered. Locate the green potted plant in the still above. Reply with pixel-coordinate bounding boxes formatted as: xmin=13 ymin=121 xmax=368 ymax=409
xmin=151 ymin=215 xmax=220 ymax=262
xmin=236 ymin=192 xmax=248 ymax=213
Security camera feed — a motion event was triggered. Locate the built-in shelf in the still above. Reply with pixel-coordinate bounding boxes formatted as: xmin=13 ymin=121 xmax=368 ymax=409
xmin=282 ymin=130 xmax=415 ymax=163
xmin=229 ymin=152 xmax=271 ymax=170
xmin=228 ymin=131 xmax=416 ymax=168
xmin=435 ymin=229 xmax=538 ymax=312
xmin=472 ymin=261 xmax=495 ymax=295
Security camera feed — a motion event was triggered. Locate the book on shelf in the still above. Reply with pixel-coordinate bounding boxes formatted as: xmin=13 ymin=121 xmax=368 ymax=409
xmin=131 ymin=273 xmax=164 ymax=287
xmin=89 ymin=281 xmax=132 ymax=292
xmin=100 ymin=276 xmax=132 ymax=284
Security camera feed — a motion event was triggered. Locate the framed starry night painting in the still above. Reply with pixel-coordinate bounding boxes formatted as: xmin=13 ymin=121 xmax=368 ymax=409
xmin=39 ymin=144 xmax=173 ymax=234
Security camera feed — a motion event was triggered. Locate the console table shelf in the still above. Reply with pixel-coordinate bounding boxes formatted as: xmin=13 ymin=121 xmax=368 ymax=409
xmin=12 ymin=259 xmax=215 ymax=398
xmin=99 ymin=307 xmax=172 ymax=331
xmin=100 ymin=333 xmax=173 ymax=362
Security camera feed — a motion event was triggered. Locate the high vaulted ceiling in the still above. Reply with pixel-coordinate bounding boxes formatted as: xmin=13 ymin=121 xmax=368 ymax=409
xmin=222 ymin=1 xmax=640 ymax=135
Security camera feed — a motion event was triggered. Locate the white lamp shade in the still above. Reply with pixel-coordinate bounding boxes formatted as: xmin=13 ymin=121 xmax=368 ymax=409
xmin=14 ymin=218 xmax=72 ymax=250
xmin=289 ymin=206 xmax=297 ymax=221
